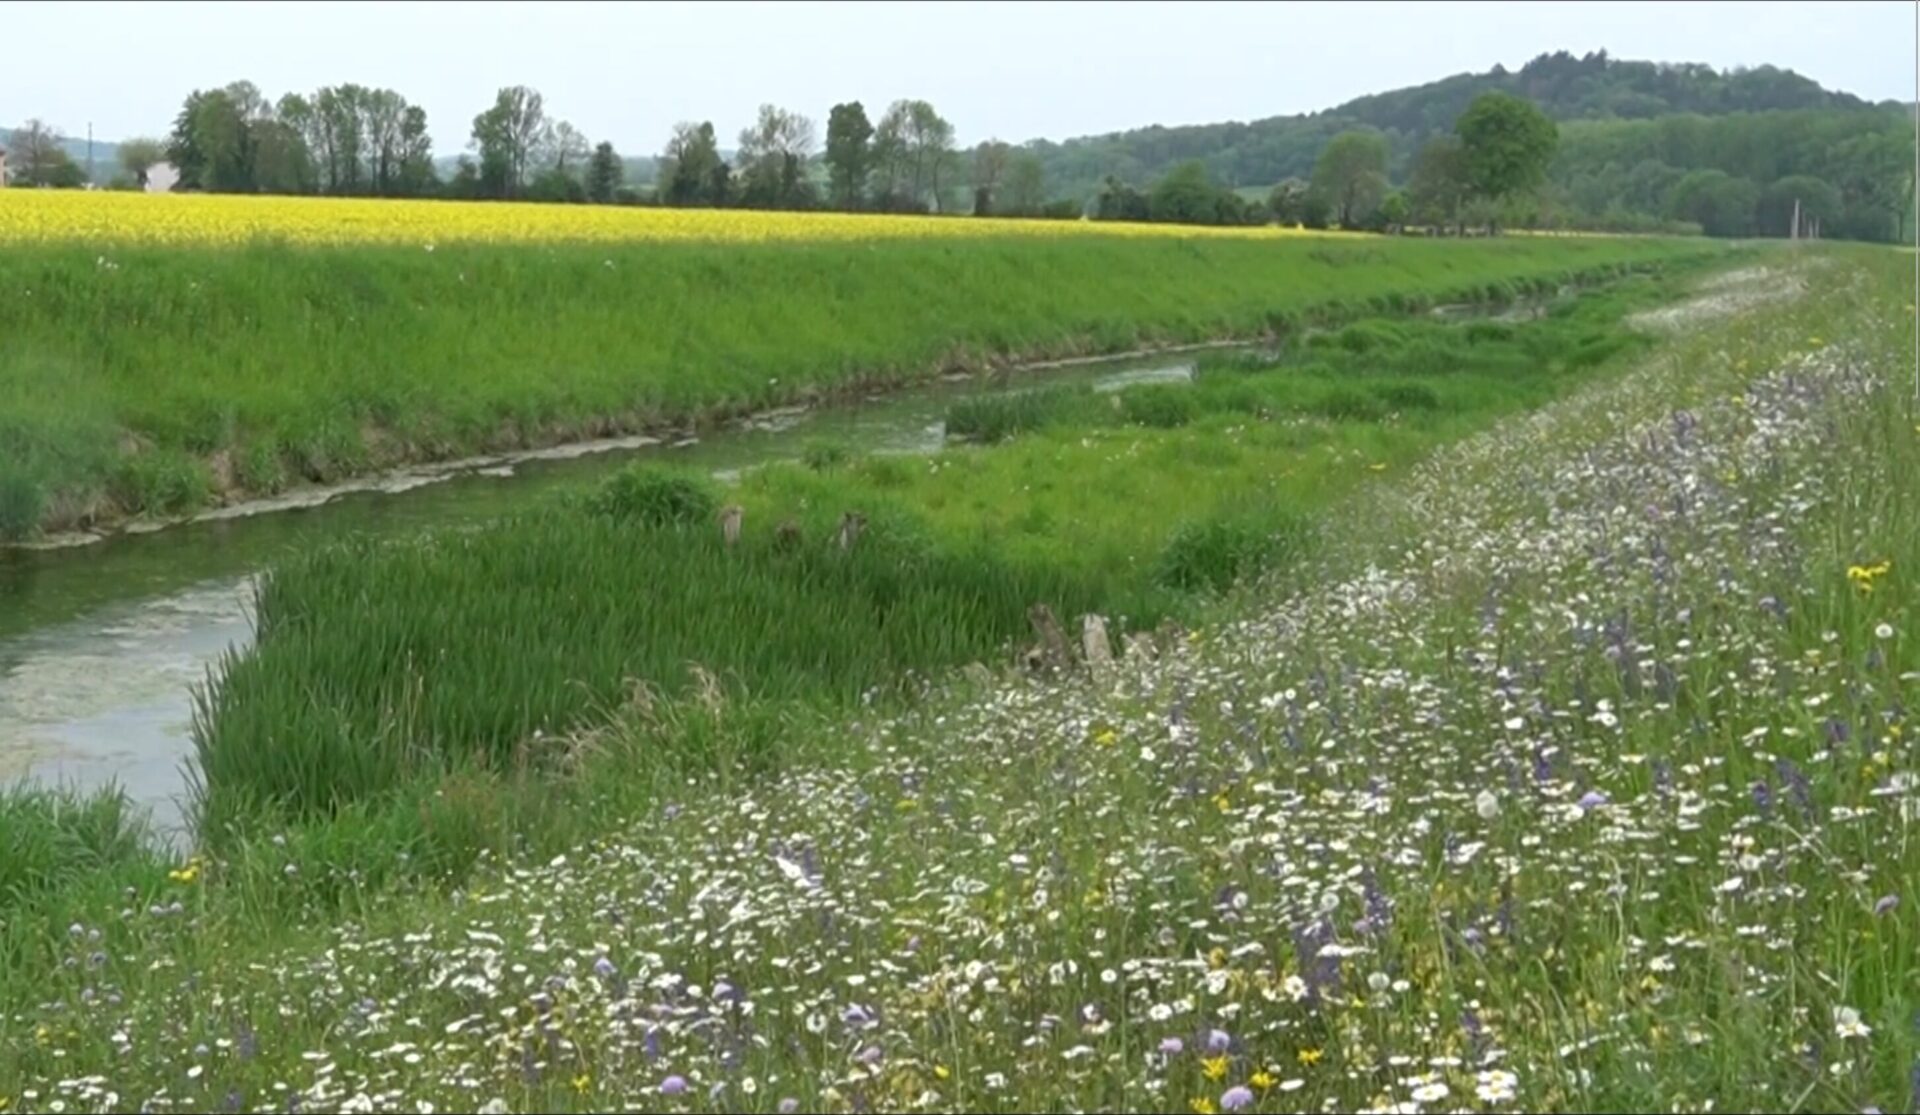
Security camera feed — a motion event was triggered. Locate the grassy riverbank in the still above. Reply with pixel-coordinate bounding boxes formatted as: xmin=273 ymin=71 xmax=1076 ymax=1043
xmin=189 ymin=264 xmax=1716 ymax=872
xmin=0 ymin=202 xmax=1710 ymax=539
xmin=1 ymin=245 xmax=1913 ymax=1113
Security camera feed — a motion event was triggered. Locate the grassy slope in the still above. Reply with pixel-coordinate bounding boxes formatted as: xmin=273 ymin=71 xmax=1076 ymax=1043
xmin=187 ymin=265 xmax=1710 ymax=864
xmin=0 ymin=233 xmax=1709 ymax=537
xmin=1 ymin=246 xmax=1912 ymax=1113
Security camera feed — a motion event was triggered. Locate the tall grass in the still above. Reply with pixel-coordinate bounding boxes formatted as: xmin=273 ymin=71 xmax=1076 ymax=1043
xmin=1 ymin=248 xmax=1913 ymax=1113
xmin=0 ymin=235 xmax=1715 ymax=537
xmin=189 ymin=263 xmax=1714 ymax=861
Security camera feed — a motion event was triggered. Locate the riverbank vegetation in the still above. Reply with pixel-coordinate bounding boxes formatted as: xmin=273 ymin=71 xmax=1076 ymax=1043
xmin=1 ymin=244 xmax=1913 ymax=1113
xmin=191 ymin=258 xmax=1713 ymax=875
xmin=0 ymin=218 xmax=1708 ymax=540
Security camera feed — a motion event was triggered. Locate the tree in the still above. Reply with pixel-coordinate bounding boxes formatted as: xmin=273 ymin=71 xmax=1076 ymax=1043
xmin=1666 ymin=169 xmax=1760 ymax=237
xmin=1756 ymin=174 xmax=1840 ymax=237
xmin=7 ymin=120 xmax=84 ymax=187
xmin=1266 ymin=178 xmax=1308 ymax=226
xmin=660 ymin=121 xmax=724 ymax=206
xmin=117 ymin=137 xmax=165 ymax=189
xmin=471 ymin=85 xmax=548 ymax=199
xmin=1092 ymin=174 xmax=1149 ymax=221
xmin=1455 ymin=92 xmax=1559 ymax=227
xmin=548 ymin=121 xmax=590 ymax=178
xmin=1004 ymin=152 xmax=1046 ymax=216
xmin=586 ymin=141 xmax=623 ymax=203
xmin=736 ymin=104 xmax=815 ymax=209
xmin=1309 ymin=130 xmax=1389 ymax=227
xmin=1149 ymin=160 xmax=1231 ymax=225
xmin=873 ymin=99 xmax=954 ymax=212
xmin=1377 ymin=190 xmax=1410 ymax=231
xmin=824 ymin=101 xmax=874 ymax=210
xmin=1300 ymin=192 xmax=1333 ymax=229
xmin=1406 ymin=136 xmax=1468 ymax=230
xmin=395 ymin=105 xmax=435 ymax=196
xmin=970 ymin=140 xmax=1012 ymax=215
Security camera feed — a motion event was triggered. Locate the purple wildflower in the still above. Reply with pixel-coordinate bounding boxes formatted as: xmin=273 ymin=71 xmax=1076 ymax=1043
xmin=779 ymin=1101 xmax=800 ymax=1115
xmin=1206 ymin=1028 xmax=1231 ymax=1053
xmin=856 ymin=1044 xmax=884 ymax=1066
xmin=1873 ymin=894 xmax=1899 ymax=917
xmin=1222 ymin=1085 xmax=1255 ymax=1111
xmin=1576 ymin=789 xmax=1609 ymax=811
xmin=660 ymin=1075 xmax=688 ymax=1096
xmin=593 ymin=956 xmax=617 ymax=979
xmin=1159 ymin=1037 xmax=1184 ymax=1055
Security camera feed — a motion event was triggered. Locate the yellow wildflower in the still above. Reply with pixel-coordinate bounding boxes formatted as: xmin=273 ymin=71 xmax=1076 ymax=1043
xmin=1191 ymin=1099 xmax=1218 ymax=1115
xmin=572 ymin=1072 xmax=591 ymax=1094
xmin=934 ymin=1065 xmax=950 ymax=1081
xmin=1203 ymin=1055 xmax=1231 ymax=1080
xmin=1093 ymin=728 xmax=1118 ymax=747
xmin=1297 ymin=1047 xmax=1324 ymax=1067
xmin=1251 ymin=1071 xmax=1277 ymax=1090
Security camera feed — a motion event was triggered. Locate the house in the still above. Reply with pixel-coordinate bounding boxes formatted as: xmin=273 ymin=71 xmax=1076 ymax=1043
xmin=145 ymin=162 xmax=179 ymax=193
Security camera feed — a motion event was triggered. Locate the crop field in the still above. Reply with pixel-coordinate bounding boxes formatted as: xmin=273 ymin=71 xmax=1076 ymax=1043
xmin=0 ymin=190 xmax=1713 ymax=541
xmin=1 ymin=244 xmax=1913 ymax=1114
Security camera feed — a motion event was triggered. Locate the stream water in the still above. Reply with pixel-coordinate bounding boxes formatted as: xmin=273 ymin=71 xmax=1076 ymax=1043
xmin=0 ymin=349 xmax=1218 ymax=840
xmin=0 ymin=294 xmax=1561 ymax=843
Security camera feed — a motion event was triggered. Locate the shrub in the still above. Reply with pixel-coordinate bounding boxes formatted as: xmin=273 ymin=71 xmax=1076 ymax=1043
xmin=1117 ymin=383 xmax=1196 ymax=428
xmin=1154 ymin=509 xmax=1313 ymax=593
xmin=584 ymin=466 xmax=718 ymax=527
xmin=801 ymin=439 xmax=853 ymax=471
xmin=946 ymin=385 xmax=1091 ymax=443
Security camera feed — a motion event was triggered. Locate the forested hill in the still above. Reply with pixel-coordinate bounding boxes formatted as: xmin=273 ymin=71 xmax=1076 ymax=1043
xmin=1028 ymin=50 xmax=1886 ymax=199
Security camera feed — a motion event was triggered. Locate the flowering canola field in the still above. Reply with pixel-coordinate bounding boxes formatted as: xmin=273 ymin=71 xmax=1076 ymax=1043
xmin=0 ymin=189 xmax=1343 ymax=246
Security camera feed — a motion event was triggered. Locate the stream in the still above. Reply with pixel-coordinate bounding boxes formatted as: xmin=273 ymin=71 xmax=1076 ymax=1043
xmin=0 ymin=294 xmax=1561 ymax=844
xmin=0 ymin=348 xmax=1219 ymax=841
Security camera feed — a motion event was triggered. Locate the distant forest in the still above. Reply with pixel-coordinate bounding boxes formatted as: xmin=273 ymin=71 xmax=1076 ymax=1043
xmin=1030 ymin=50 xmax=1916 ymax=242
xmin=6 ymin=49 xmax=1913 ymax=242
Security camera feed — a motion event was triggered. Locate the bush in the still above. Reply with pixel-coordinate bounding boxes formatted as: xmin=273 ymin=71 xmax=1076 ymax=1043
xmin=1117 ymin=384 xmax=1197 ymax=428
xmin=1154 ymin=509 xmax=1314 ymax=593
xmin=0 ymin=474 xmax=44 ymax=542
xmin=110 ymin=451 xmax=214 ymax=517
xmin=946 ymin=385 xmax=1092 ymax=443
xmin=1371 ymin=382 xmax=1442 ymax=411
xmin=584 ymin=466 xmax=718 ymax=527
xmin=801 ymin=439 xmax=853 ymax=471
xmin=1306 ymin=387 xmax=1389 ymax=422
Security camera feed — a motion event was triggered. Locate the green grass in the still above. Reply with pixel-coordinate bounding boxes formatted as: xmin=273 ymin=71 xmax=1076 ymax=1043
xmin=0 ymin=234 xmax=1716 ymax=538
xmin=0 ymin=247 xmax=1913 ymax=1113
xmin=186 ymin=263 xmax=1714 ymax=872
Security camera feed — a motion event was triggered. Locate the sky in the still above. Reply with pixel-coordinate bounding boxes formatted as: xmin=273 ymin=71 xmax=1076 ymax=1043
xmin=2 ymin=0 xmax=1915 ymax=154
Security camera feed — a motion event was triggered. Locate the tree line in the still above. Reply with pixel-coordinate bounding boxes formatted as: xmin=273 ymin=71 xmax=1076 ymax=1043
xmin=11 ymin=82 xmax=1080 ymax=219
xmin=1024 ymin=50 xmax=1887 ymax=203
xmin=1088 ymin=92 xmax=1560 ymax=235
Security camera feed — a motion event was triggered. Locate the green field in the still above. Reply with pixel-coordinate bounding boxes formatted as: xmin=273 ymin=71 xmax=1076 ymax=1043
xmin=187 ymin=267 xmax=1714 ymax=871
xmin=0 ymin=233 xmax=1711 ymax=539
xmin=2 ymin=241 xmax=1915 ymax=1114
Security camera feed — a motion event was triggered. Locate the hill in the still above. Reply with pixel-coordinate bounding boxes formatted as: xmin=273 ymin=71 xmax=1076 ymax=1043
xmin=1026 ymin=50 xmax=1882 ymax=199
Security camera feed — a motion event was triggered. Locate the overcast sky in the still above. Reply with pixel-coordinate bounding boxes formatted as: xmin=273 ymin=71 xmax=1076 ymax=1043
xmin=3 ymin=0 xmax=1915 ymax=154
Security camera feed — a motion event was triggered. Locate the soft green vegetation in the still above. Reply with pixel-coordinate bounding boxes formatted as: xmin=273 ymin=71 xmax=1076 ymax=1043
xmin=188 ymin=261 xmax=1718 ymax=874
xmin=0 ymin=246 xmax=1913 ymax=1114
xmin=0 ymin=232 xmax=1709 ymax=539
xmin=1033 ymin=51 xmax=1915 ymax=241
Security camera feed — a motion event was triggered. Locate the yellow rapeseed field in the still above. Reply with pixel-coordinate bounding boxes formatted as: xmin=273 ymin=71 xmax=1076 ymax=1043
xmin=0 ymin=189 xmax=1344 ymax=246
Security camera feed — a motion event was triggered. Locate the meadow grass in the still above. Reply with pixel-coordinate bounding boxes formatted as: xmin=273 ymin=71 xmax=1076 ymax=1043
xmin=0 ymin=246 xmax=1912 ymax=1114
xmin=186 ymin=262 xmax=1717 ymax=873
xmin=0 ymin=233 xmax=1713 ymax=538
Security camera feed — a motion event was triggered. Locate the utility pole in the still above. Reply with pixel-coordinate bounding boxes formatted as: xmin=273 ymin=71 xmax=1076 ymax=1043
xmin=1790 ymin=197 xmax=1800 ymax=241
